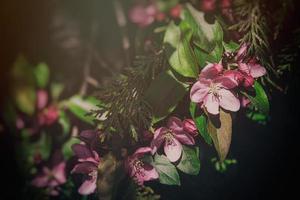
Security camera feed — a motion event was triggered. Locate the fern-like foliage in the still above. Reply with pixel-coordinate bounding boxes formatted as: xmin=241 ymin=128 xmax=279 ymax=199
xmin=91 ymin=51 xmax=167 ymax=141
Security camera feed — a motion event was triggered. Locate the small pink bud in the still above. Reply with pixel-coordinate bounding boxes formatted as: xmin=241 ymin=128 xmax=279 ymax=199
xmin=39 ymin=105 xmax=59 ymax=126
xmin=37 ymin=89 xmax=48 ymax=110
xmin=183 ymin=119 xmax=198 ymax=137
xmin=220 ymin=0 xmax=232 ymax=8
xmin=200 ymin=0 xmax=217 ymax=13
xmin=243 ymin=75 xmax=255 ymax=88
xmin=169 ymin=4 xmax=182 ymax=19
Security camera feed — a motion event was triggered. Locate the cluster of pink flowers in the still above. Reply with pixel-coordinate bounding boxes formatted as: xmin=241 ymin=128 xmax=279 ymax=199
xmin=125 ymin=116 xmax=198 ymax=185
xmin=71 ymin=130 xmax=101 ymax=195
xmin=31 ymin=160 xmax=67 ymax=196
xmin=129 ymin=2 xmax=182 ymax=27
xmin=190 ymin=44 xmax=266 ymax=115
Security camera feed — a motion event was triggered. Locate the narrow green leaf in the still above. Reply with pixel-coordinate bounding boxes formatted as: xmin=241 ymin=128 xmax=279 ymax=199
xmin=154 ymin=154 xmax=180 ymax=186
xmin=58 ymin=110 xmax=71 ymax=135
xmin=243 ymin=81 xmax=270 ymax=115
xmin=177 ymin=146 xmax=200 ymax=175
xmin=223 ymin=41 xmax=239 ymax=53
xmin=189 ymin=102 xmax=212 ymax=145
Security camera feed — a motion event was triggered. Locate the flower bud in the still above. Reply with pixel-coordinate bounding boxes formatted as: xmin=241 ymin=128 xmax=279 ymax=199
xmin=170 ymin=4 xmax=182 ymax=19
xmin=183 ymin=119 xmax=198 ymax=137
xmin=200 ymin=0 xmax=216 ymax=13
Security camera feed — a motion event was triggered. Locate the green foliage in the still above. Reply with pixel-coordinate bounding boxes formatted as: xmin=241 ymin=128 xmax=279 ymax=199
xmin=223 ymin=41 xmax=240 ymax=53
xmin=58 ymin=110 xmax=71 ymax=135
xmin=189 ymin=102 xmax=212 ymax=145
xmin=243 ymin=81 xmax=270 ymax=115
xmin=145 ymin=70 xmax=188 ymax=123
xmin=164 ymin=21 xmax=199 ymax=78
xmin=154 ymin=154 xmax=180 ymax=186
xmin=50 ymin=82 xmax=64 ymax=101
xmin=62 ymin=137 xmax=80 ymax=159
xmin=156 ymin=0 xmax=179 ymax=12
xmin=34 ymin=62 xmax=50 ymax=89
xmin=176 ymin=146 xmax=200 ymax=175
xmin=211 ymin=157 xmax=237 ymax=173
xmin=66 ymin=95 xmax=100 ymax=125
xmin=182 ymin=3 xmax=223 ymax=53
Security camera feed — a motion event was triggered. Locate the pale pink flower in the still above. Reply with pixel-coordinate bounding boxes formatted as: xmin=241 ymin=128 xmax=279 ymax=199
xmin=36 ymin=89 xmax=48 ymax=110
xmin=126 ymin=147 xmax=158 ymax=185
xmin=31 ymin=161 xmax=67 ymax=196
xmin=129 ymin=4 xmax=157 ymax=27
xmin=71 ymin=143 xmax=100 ymax=195
xmin=190 ymin=63 xmax=240 ymax=115
xmin=151 ymin=117 xmax=195 ymax=162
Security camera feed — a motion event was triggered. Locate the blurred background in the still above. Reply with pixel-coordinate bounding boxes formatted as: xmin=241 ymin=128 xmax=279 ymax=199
xmin=1 ymin=0 xmax=300 ymax=199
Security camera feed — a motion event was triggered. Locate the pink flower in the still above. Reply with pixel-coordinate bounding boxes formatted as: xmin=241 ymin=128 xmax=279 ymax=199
xmin=200 ymin=0 xmax=217 ymax=12
xmin=142 ymin=130 xmax=154 ymax=143
xmin=129 ymin=4 xmax=157 ymax=27
xmin=36 ymin=89 xmax=48 ymax=110
xmin=169 ymin=4 xmax=182 ymax=19
xmin=190 ymin=63 xmax=240 ymax=115
xmin=31 ymin=161 xmax=67 ymax=196
xmin=126 ymin=147 xmax=158 ymax=185
xmin=71 ymin=143 xmax=101 ymax=195
xmin=38 ymin=105 xmax=59 ymax=126
xmin=183 ymin=119 xmax=198 ymax=137
xmin=151 ymin=117 xmax=195 ymax=162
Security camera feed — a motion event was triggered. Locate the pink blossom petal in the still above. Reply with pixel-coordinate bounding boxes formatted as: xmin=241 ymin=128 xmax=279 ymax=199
xmin=174 ymin=131 xmax=195 ymax=145
xmin=52 ymin=162 xmax=66 ymax=184
xmin=249 ymin=63 xmax=266 ymax=78
xmin=37 ymin=90 xmax=48 ymax=110
xmin=151 ymin=127 xmax=167 ymax=154
xmin=167 ymin=117 xmax=184 ymax=134
xmin=72 ymin=144 xmax=93 ymax=159
xmin=31 ymin=174 xmax=49 ymax=188
xmin=78 ymin=178 xmax=97 ymax=195
xmin=214 ymin=76 xmax=238 ymax=89
xmin=238 ymin=62 xmax=250 ymax=74
xmin=200 ymin=63 xmax=223 ymax=79
xmin=164 ymin=137 xmax=182 ymax=162
xmin=190 ymin=81 xmax=210 ymax=103
xmin=71 ymin=162 xmax=97 ymax=174
xmin=204 ymin=93 xmax=220 ymax=115
xmin=79 ymin=130 xmax=97 ymax=144
xmin=236 ymin=43 xmax=248 ymax=61
xmin=139 ymin=163 xmax=159 ymax=182
xmin=133 ymin=147 xmax=152 ymax=158
xmin=218 ymin=89 xmax=240 ymax=112
xmin=223 ymin=70 xmax=243 ymax=86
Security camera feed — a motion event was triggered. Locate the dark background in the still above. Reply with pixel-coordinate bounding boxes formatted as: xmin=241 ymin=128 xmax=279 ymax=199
xmin=1 ymin=0 xmax=299 ymax=199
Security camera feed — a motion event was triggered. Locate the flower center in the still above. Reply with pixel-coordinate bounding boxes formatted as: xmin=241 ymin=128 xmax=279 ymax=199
xmin=133 ymin=159 xmax=145 ymax=177
xmin=209 ymin=83 xmax=220 ymax=96
xmin=88 ymin=170 xmax=97 ymax=179
xmin=164 ymin=130 xmax=176 ymax=146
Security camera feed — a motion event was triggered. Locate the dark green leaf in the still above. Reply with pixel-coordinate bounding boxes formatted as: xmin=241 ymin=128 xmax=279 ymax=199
xmin=154 ymin=154 xmax=180 ymax=186
xmin=182 ymin=3 xmax=223 ymax=53
xmin=34 ymin=62 xmax=49 ymax=88
xmin=164 ymin=21 xmax=199 ymax=78
xmin=243 ymin=81 xmax=270 ymax=115
xmin=145 ymin=70 xmax=188 ymax=123
xmin=58 ymin=110 xmax=71 ymax=135
xmin=189 ymin=102 xmax=212 ymax=144
xmin=223 ymin=41 xmax=239 ymax=53
xmin=177 ymin=145 xmax=200 ymax=175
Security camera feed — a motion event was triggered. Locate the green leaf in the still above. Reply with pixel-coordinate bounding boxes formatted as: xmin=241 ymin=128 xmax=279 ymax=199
xmin=156 ymin=0 xmax=179 ymax=12
xmin=50 ymin=82 xmax=64 ymax=101
xmin=182 ymin=3 xmax=223 ymax=53
xmin=177 ymin=146 xmax=200 ymax=175
xmin=14 ymin=86 xmax=36 ymax=115
xmin=223 ymin=41 xmax=239 ymax=53
xmin=243 ymin=81 xmax=270 ymax=115
xmin=66 ymin=95 xmax=100 ymax=125
xmin=154 ymin=154 xmax=180 ymax=186
xmin=164 ymin=21 xmax=199 ymax=78
xmin=189 ymin=102 xmax=212 ymax=145
xmin=145 ymin=70 xmax=188 ymax=123
xmin=34 ymin=62 xmax=49 ymax=88
xmin=58 ymin=110 xmax=71 ymax=135
xmin=62 ymin=137 xmax=80 ymax=159
xmin=206 ymin=42 xmax=223 ymax=63
xmin=207 ymin=109 xmax=232 ymax=161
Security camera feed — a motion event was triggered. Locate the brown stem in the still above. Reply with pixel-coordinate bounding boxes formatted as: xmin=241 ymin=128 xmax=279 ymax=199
xmin=97 ymin=151 xmax=125 ymax=200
